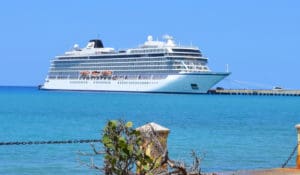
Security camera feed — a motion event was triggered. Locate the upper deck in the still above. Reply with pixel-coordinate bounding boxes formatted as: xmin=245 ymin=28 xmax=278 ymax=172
xmin=46 ymin=36 xmax=212 ymax=80
xmin=58 ymin=35 xmax=205 ymax=60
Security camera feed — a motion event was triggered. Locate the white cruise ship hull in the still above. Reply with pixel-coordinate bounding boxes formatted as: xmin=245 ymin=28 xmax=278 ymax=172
xmin=41 ymin=73 xmax=229 ymax=94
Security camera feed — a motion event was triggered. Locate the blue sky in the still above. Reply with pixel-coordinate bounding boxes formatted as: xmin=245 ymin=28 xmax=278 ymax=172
xmin=0 ymin=0 xmax=299 ymax=89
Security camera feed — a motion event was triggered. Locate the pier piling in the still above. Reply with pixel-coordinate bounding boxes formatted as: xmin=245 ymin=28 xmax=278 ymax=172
xmin=136 ymin=122 xmax=170 ymax=172
xmin=295 ymin=124 xmax=300 ymax=168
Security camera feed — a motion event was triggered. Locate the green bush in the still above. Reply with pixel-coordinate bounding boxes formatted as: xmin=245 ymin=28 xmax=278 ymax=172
xmin=101 ymin=120 xmax=156 ymax=175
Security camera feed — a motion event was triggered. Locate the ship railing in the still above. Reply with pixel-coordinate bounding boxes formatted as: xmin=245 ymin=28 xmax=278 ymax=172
xmin=51 ymin=73 xmax=173 ymax=81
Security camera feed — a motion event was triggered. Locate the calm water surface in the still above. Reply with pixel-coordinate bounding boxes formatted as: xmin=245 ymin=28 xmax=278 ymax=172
xmin=0 ymin=86 xmax=299 ymax=174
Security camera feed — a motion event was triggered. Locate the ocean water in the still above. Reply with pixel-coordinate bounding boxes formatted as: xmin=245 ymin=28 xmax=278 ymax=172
xmin=0 ymin=86 xmax=299 ymax=174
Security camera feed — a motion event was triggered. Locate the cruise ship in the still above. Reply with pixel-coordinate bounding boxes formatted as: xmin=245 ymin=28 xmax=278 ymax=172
xmin=41 ymin=35 xmax=230 ymax=93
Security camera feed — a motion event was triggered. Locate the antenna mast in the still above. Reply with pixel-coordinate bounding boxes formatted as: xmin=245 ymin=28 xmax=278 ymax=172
xmin=226 ymin=64 xmax=229 ymax=72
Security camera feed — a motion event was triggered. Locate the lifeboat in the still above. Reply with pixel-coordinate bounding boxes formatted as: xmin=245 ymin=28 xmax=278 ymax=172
xmin=80 ymin=71 xmax=90 ymax=76
xmin=102 ymin=70 xmax=112 ymax=76
xmin=91 ymin=71 xmax=101 ymax=77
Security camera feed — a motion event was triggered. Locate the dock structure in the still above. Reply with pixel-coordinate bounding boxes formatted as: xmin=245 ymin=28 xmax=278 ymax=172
xmin=208 ymin=89 xmax=300 ymax=96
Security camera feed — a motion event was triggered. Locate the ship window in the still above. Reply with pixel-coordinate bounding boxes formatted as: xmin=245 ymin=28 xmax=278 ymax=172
xmin=172 ymin=49 xmax=200 ymax=53
xmin=191 ymin=84 xmax=199 ymax=90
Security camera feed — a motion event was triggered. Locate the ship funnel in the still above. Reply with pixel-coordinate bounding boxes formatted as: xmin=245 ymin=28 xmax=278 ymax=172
xmin=87 ymin=39 xmax=104 ymax=48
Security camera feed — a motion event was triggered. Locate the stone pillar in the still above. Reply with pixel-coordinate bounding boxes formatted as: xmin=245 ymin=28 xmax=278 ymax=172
xmin=296 ymin=124 xmax=300 ymax=168
xmin=136 ymin=122 xmax=170 ymax=173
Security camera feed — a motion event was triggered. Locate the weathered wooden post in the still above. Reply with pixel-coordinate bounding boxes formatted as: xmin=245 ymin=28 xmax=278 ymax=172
xmin=296 ymin=124 xmax=300 ymax=168
xmin=136 ymin=122 xmax=170 ymax=173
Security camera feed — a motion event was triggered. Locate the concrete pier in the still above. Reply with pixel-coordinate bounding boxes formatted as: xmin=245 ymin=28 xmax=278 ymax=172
xmin=208 ymin=89 xmax=300 ymax=96
xmin=296 ymin=124 xmax=300 ymax=168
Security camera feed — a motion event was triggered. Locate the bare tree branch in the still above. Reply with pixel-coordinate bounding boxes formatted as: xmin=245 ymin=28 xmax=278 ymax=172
xmin=90 ymin=143 xmax=105 ymax=155
xmin=77 ymin=150 xmax=97 ymax=156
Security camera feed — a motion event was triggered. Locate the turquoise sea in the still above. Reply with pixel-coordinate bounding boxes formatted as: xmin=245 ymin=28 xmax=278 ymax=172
xmin=0 ymin=86 xmax=299 ymax=174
